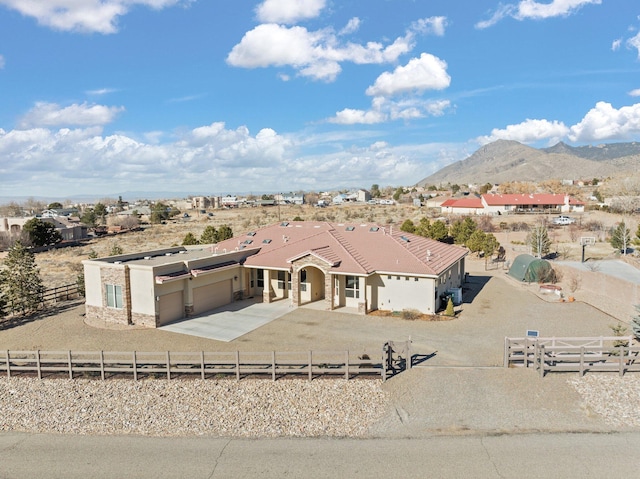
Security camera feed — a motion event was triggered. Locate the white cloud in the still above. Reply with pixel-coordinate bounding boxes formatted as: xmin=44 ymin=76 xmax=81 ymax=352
xmin=18 ymin=102 xmax=124 ymax=128
xmin=627 ymin=32 xmax=640 ymax=58
xmin=476 ymin=0 xmax=601 ymax=29
xmin=329 ymin=98 xmax=451 ymax=125
xmin=366 ymin=53 xmax=451 ymax=97
xmin=568 ymin=101 xmax=640 ymax=142
xmin=411 ymin=16 xmax=447 ymax=37
xmin=1 ymin=121 xmax=460 ymax=196
xmin=0 ymin=54 xmax=4 ymax=69
xmin=476 ymin=101 xmax=640 ymax=145
xmin=477 ymin=119 xmax=570 ymax=145
xmin=255 ymin=0 xmax=326 ymax=24
xmin=339 ymin=17 xmax=360 ymax=36
xmin=227 ymin=17 xmax=441 ymax=82
xmin=0 ymin=0 xmax=188 ymax=34
xmin=85 ymin=88 xmax=118 ymax=96
xmin=611 ymin=38 xmax=622 ymax=51
xmin=629 ymin=89 xmax=640 ymax=97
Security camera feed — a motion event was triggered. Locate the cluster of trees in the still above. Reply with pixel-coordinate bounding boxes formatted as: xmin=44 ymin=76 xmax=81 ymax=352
xmin=182 ymin=225 xmax=234 ymax=246
xmin=400 ymin=217 xmax=501 ymax=259
xmin=0 ymin=242 xmax=44 ymax=317
xmin=150 ymin=202 xmax=181 ymax=224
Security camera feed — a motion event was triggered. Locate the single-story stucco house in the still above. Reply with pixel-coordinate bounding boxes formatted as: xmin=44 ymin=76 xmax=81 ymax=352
xmin=83 ymin=221 xmax=468 ymax=328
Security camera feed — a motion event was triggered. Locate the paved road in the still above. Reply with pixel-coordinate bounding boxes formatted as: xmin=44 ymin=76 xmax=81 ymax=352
xmin=1 ymin=432 xmax=639 ymax=478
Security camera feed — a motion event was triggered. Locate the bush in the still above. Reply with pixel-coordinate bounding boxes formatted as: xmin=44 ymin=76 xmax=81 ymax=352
xmin=401 ymin=308 xmax=421 ymax=320
xmin=444 ymin=297 xmax=455 ymax=317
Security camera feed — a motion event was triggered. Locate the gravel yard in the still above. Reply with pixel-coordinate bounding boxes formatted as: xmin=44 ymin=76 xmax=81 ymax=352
xmin=0 ymin=377 xmax=388 ymax=437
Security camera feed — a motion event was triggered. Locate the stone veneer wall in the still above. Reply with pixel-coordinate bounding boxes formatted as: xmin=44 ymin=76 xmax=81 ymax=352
xmin=97 ymin=265 xmax=131 ymax=325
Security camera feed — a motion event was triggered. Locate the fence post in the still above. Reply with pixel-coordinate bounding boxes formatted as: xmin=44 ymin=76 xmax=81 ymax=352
xmin=132 ymin=351 xmax=137 ymax=381
xmin=619 ymin=346 xmax=625 ymax=377
xmin=503 ymin=338 xmax=509 ymax=368
xmin=68 ymin=350 xmax=73 ymax=379
xmin=539 ymin=345 xmax=545 ymax=378
xmin=166 ymin=351 xmax=171 ymax=380
xmin=200 ymin=351 xmax=205 ymax=380
xmin=406 ymin=340 xmax=412 ymax=369
xmin=6 ymin=350 xmax=10 ymax=378
xmin=345 ymin=351 xmax=349 ymax=380
xmin=36 ymin=350 xmax=41 ymax=380
xmin=235 ymin=351 xmax=240 ymax=381
xmin=272 ymin=351 xmax=276 ymax=381
xmin=580 ymin=346 xmax=585 ymax=377
xmin=382 ymin=348 xmax=387 ymax=382
xmin=308 ymin=351 xmax=312 ymax=381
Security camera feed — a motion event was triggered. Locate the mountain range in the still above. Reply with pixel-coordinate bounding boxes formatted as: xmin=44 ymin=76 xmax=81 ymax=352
xmin=417 ymin=140 xmax=640 ymax=187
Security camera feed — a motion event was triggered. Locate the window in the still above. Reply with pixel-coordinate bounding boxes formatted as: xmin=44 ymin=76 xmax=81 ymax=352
xmin=277 ymin=270 xmax=287 ymax=289
xmin=257 ymin=269 xmax=264 ymax=288
xmin=300 ymin=269 xmax=307 ymax=283
xmin=345 ymin=275 xmax=359 ymax=299
xmin=106 ymin=284 xmax=123 ymax=309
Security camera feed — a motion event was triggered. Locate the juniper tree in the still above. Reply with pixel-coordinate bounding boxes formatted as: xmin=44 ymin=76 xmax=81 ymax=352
xmin=0 ymin=241 xmax=44 ymax=315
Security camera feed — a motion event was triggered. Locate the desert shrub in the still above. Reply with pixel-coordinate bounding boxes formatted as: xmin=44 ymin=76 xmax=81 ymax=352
xmin=444 ymin=297 xmax=455 ymax=317
xmin=401 ymin=308 xmax=421 ymax=320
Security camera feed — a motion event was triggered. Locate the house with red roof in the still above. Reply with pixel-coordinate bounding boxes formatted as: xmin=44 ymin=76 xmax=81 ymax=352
xmin=440 ymin=194 xmax=584 ymax=215
xmin=83 ymin=221 xmax=468 ymax=328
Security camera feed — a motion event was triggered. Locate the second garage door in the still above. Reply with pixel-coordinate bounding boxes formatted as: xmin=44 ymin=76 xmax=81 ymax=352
xmin=193 ymin=279 xmax=232 ymax=315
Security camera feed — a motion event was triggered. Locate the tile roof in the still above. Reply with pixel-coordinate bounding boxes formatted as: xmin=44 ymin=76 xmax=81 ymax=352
xmin=482 ymin=193 xmax=584 ymax=206
xmin=214 ymin=221 xmax=467 ymax=277
xmin=441 ymin=197 xmax=483 ymax=208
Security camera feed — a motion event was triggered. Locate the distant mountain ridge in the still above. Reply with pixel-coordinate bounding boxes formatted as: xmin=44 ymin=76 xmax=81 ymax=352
xmin=417 ymin=140 xmax=640 ymax=186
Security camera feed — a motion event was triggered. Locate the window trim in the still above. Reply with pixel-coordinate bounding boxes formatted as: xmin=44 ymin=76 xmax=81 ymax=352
xmin=106 ymin=284 xmax=123 ymax=309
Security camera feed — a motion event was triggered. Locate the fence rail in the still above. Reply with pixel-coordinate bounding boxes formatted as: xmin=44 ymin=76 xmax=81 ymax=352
xmin=0 ymin=349 xmax=395 ymax=381
xmin=1 ymin=283 xmax=80 ymax=317
xmin=504 ymin=336 xmax=639 ymax=377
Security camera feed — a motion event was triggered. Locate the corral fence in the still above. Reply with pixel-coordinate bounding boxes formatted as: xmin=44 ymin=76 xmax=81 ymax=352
xmin=1 ymin=341 xmax=412 ymax=382
xmin=504 ymin=336 xmax=640 ymax=377
xmin=1 ymin=283 xmax=81 ymax=317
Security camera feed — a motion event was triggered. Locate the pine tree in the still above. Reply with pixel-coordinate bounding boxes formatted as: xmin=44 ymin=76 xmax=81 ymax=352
xmin=632 ymin=305 xmax=640 ymax=341
xmin=528 ymin=224 xmax=551 ymax=258
xmin=444 ymin=297 xmax=455 ymax=317
xmin=182 ymin=232 xmax=199 ymax=245
xmin=610 ymin=220 xmax=631 ymax=254
xmin=0 ymin=241 xmax=44 ymax=315
xmin=200 ymin=225 xmax=218 ymax=244
xmin=216 ymin=225 xmax=233 ymax=241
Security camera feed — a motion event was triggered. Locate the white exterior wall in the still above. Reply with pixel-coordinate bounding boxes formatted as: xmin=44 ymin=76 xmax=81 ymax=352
xmin=375 ymin=274 xmax=436 ymax=313
xmin=83 ymin=261 xmax=103 ymax=308
xmin=128 ymin=266 xmax=157 ymax=316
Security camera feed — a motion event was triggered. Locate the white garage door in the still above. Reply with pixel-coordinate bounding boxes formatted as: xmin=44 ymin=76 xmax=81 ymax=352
xmin=158 ymin=291 xmax=184 ymax=326
xmin=193 ymin=280 xmax=232 ymax=315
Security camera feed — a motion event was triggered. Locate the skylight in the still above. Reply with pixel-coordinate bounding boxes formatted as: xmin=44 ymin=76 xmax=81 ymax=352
xmin=345 ymin=226 xmax=355 ymax=231
xmin=280 ymin=222 xmax=289 ymax=227
xmin=400 ymin=236 xmax=410 ymax=242
xmin=262 ymin=239 xmax=272 ymax=244
xmin=369 ymin=226 xmax=379 ymax=232
xmin=247 ymin=231 xmax=256 ymax=236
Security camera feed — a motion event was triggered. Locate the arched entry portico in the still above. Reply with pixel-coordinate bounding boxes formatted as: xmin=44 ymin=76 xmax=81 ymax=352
xmin=290 ymin=256 xmax=334 ymax=310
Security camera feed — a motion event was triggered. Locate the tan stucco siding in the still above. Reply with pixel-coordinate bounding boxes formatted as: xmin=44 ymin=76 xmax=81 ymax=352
xmin=83 ymin=262 xmax=103 ymax=308
xmin=375 ymin=274 xmax=436 ymax=313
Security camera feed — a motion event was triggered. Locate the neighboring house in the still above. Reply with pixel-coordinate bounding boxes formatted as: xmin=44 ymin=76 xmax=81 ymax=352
xmin=83 ymin=221 xmax=468 ymax=328
xmin=441 ymin=194 xmax=585 ymax=215
xmin=41 ymin=208 xmax=78 ymax=218
xmin=440 ymin=197 xmax=484 ymax=215
xmin=481 ymin=194 xmax=584 ymax=214
xmin=221 ymin=195 xmax=239 ymax=208
xmin=356 ymin=189 xmax=371 ymax=202
xmin=275 ymin=194 xmax=305 ymax=205
xmin=192 ymin=196 xmax=212 ymax=210
xmin=1 ymin=216 xmax=87 ymax=242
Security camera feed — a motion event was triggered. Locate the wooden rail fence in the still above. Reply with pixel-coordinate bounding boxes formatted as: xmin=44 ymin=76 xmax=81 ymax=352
xmin=0 ymin=349 xmax=397 ymax=381
xmin=504 ymin=336 xmax=639 ymax=377
xmin=1 ymin=283 xmax=80 ymax=317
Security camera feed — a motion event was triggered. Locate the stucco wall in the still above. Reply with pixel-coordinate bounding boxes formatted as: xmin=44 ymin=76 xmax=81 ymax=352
xmin=375 ymin=274 xmax=436 ymax=313
xmin=554 ymin=263 xmax=640 ymax=323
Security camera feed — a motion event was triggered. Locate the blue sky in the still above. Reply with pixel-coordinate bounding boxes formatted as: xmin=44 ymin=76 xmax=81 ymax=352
xmin=1 ymin=0 xmax=640 ymax=199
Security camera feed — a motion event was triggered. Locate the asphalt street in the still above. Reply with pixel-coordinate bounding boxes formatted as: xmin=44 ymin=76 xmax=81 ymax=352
xmin=1 ymin=432 xmax=639 ymax=478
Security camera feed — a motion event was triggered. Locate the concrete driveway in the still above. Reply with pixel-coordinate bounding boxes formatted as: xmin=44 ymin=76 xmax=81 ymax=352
xmin=159 ymin=298 xmax=294 ymax=342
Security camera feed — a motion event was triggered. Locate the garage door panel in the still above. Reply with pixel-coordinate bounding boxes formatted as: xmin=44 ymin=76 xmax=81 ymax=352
xmin=193 ymin=280 xmax=232 ymax=314
xmin=158 ymin=291 xmax=184 ymax=326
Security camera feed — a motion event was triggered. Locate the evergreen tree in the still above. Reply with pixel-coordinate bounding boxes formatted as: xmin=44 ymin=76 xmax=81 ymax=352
xmin=610 ymin=220 xmax=631 ymax=254
xmin=216 ymin=225 xmax=233 ymax=241
xmin=182 ymin=232 xmax=199 ymax=245
xmin=0 ymin=241 xmax=44 ymax=315
xmin=23 ymin=218 xmax=62 ymax=247
xmin=450 ymin=217 xmax=477 ymax=244
xmin=528 ymin=224 xmax=551 ymax=258
xmin=428 ymin=220 xmax=449 ymax=242
xmin=631 ymin=305 xmax=640 ymax=341
xmin=414 ymin=218 xmax=431 ymax=237
xmin=400 ymin=219 xmax=415 ymax=234
xmin=200 ymin=225 xmax=218 ymax=244
xmin=465 ymin=229 xmax=487 ymax=255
